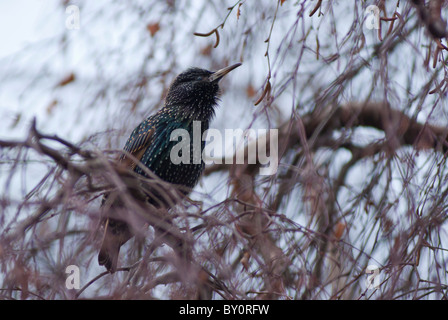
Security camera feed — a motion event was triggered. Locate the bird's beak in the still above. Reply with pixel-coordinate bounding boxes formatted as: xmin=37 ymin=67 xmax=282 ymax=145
xmin=209 ymin=63 xmax=242 ymax=82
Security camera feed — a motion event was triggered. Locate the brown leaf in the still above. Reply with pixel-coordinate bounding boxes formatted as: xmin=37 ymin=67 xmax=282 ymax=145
xmin=200 ymin=44 xmax=213 ymax=56
xmin=254 ymin=80 xmax=271 ymax=106
xmin=240 ymin=251 xmax=251 ymax=271
xmin=57 ymin=72 xmax=75 ymax=87
xmin=309 ymin=0 xmax=322 ymax=16
xmin=147 ymin=22 xmax=160 ymax=37
xmin=237 ymin=3 xmax=242 ymax=20
xmin=46 ymin=99 xmax=58 ymax=115
xmin=334 ymin=222 xmax=346 ymax=239
xmin=246 ymin=84 xmax=256 ymax=98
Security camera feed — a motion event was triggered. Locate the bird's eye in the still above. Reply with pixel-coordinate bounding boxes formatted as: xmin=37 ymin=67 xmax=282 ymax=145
xmin=196 ymin=76 xmax=205 ymax=81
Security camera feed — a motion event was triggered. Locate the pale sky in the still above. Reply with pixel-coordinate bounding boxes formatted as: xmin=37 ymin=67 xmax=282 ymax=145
xmin=0 ymin=0 xmax=62 ymax=59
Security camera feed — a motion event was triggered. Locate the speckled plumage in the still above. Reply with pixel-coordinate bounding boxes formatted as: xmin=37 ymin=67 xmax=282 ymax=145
xmin=98 ymin=64 xmax=241 ymax=272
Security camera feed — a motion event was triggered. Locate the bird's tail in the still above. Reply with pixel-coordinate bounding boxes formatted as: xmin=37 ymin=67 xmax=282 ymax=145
xmin=98 ymin=218 xmax=127 ymax=273
xmin=98 ymin=239 xmax=120 ymax=274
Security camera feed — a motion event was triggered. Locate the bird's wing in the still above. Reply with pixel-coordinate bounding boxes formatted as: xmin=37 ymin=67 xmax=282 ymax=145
xmin=119 ymin=118 xmax=156 ymax=170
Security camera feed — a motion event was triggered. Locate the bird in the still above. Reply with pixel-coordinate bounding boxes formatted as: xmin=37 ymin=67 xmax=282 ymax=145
xmin=98 ymin=63 xmax=242 ymax=272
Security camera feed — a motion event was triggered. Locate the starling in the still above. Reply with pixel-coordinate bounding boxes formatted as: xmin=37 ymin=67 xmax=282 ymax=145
xmin=98 ymin=63 xmax=242 ymax=272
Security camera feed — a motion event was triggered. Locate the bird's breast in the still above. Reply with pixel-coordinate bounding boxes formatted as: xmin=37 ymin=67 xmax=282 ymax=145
xmin=135 ymin=120 xmax=209 ymax=189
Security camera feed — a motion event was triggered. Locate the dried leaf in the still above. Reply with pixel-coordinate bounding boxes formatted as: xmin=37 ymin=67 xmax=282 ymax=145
xmin=240 ymin=251 xmax=251 ymax=271
xmin=200 ymin=44 xmax=213 ymax=56
xmin=334 ymin=222 xmax=346 ymax=239
xmin=309 ymin=0 xmax=322 ymax=16
xmin=254 ymin=80 xmax=271 ymax=106
xmin=57 ymin=72 xmax=75 ymax=87
xmin=147 ymin=22 xmax=160 ymax=37
xmin=237 ymin=3 xmax=242 ymax=20
xmin=246 ymin=84 xmax=256 ymax=98
xmin=46 ymin=99 xmax=58 ymax=115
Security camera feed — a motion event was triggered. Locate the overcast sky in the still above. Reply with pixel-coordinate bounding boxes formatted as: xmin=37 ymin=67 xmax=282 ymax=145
xmin=1 ymin=1 xmax=447 ymax=298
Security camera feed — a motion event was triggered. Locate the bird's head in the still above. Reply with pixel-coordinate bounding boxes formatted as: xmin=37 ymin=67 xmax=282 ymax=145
xmin=165 ymin=63 xmax=242 ymax=113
